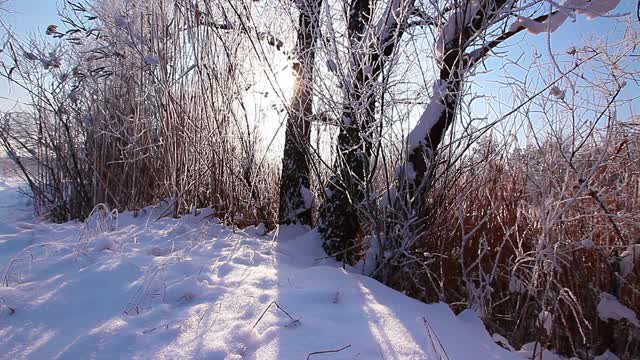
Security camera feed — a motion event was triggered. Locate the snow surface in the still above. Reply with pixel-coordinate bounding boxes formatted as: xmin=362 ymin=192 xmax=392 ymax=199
xmin=597 ymin=292 xmax=640 ymax=328
xmin=516 ymin=342 xmax=582 ymax=360
xmin=0 ymin=178 xmax=522 ymax=359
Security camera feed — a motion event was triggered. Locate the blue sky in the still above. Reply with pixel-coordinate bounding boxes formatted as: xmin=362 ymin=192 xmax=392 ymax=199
xmin=1 ymin=0 xmax=638 ymax=119
xmin=3 ymin=0 xmax=58 ymax=34
xmin=472 ymin=0 xmax=639 ymax=123
xmin=0 ymin=0 xmax=59 ymax=110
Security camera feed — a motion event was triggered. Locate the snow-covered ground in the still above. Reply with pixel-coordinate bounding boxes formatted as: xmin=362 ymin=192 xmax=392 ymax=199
xmin=0 ymin=178 xmax=554 ymax=359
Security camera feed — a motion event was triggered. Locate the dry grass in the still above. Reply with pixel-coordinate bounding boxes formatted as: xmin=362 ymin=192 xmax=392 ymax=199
xmin=385 ymin=121 xmax=640 ymax=358
xmin=0 ymin=0 xmax=281 ymax=225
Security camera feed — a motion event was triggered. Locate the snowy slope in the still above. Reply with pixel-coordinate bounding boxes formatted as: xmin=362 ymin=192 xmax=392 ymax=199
xmin=0 ymin=179 xmax=521 ymax=360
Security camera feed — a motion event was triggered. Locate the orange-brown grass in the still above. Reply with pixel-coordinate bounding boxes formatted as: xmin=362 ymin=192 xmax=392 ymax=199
xmin=387 ymin=126 xmax=640 ymax=358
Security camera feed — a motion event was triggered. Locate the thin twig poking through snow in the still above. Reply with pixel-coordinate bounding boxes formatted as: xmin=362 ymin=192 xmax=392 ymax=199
xmin=252 ymin=300 xmax=299 ymax=329
xmin=423 ymin=316 xmax=450 ymax=360
xmin=306 ymin=344 xmax=351 ymax=359
xmin=0 ymin=297 xmax=15 ymax=316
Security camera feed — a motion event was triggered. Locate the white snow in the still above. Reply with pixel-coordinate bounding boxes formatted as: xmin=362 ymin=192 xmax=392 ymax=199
xmin=436 ymin=1 xmax=482 ymax=57
xmin=164 ymin=276 xmax=207 ymax=304
xmin=575 ymin=0 xmax=623 ymax=19
xmin=300 ymin=185 xmax=314 ymax=210
xmin=620 ymin=244 xmax=639 ymax=278
xmin=90 ymin=234 xmax=116 ymax=252
xmin=0 ymin=178 xmax=521 ymax=359
xmin=597 ymin=292 xmax=640 ymax=327
xmin=538 ymin=310 xmax=553 ymax=336
xmin=407 ymin=79 xmax=448 ymax=153
xmin=492 ymin=333 xmax=516 ymax=352
xmin=509 ymin=12 xmax=567 ymax=34
xmin=516 ymin=342 xmax=581 ymax=360
xmin=509 ymin=0 xmax=623 ymax=34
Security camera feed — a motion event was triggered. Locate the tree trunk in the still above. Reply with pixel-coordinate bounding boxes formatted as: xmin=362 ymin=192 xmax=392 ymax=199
xmin=319 ymin=0 xmax=411 ymax=264
xmin=278 ymin=0 xmax=323 ymax=226
xmin=380 ymin=0 xmax=513 ymax=282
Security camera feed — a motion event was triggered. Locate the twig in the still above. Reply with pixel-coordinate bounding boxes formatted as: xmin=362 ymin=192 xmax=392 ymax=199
xmin=0 ymin=297 xmax=15 ymax=315
xmin=252 ymin=301 xmax=298 ymax=329
xmin=197 ymin=301 xmax=222 ymax=327
xmin=306 ymin=344 xmax=351 ymax=359
xmin=252 ymin=301 xmax=275 ymax=329
xmin=273 ymin=301 xmax=295 ymax=321
xmin=423 ymin=316 xmax=451 ymax=360
xmin=283 ymin=318 xmax=302 ymax=328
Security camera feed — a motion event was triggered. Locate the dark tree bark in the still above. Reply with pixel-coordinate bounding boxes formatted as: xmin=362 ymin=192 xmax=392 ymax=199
xmin=406 ymin=0 xmax=518 ymax=197
xmin=278 ymin=0 xmax=323 ymax=225
xmin=380 ymin=0 xmax=519 ymax=282
xmin=318 ymin=0 xmax=410 ymax=264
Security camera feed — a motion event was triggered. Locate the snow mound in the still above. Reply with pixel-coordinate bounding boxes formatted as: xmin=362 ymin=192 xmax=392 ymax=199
xmin=164 ymin=276 xmax=208 ymax=304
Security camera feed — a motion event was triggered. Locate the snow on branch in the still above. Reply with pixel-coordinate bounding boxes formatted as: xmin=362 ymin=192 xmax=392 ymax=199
xmin=435 ymin=1 xmax=483 ymax=57
xmin=468 ymin=0 xmax=623 ymax=65
xmin=407 ymin=80 xmax=448 ymax=153
xmin=357 ymin=0 xmax=415 ymax=59
xmin=466 ymin=11 xmax=557 ymax=65
xmin=510 ymin=0 xmax=623 ymax=35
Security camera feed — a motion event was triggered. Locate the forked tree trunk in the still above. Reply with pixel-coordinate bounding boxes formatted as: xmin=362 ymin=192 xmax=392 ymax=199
xmin=278 ymin=0 xmax=323 ymax=225
xmin=319 ymin=0 xmax=411 ymax=264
